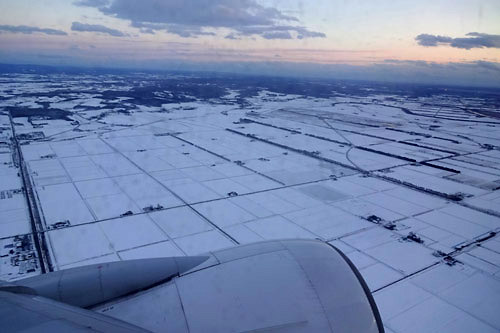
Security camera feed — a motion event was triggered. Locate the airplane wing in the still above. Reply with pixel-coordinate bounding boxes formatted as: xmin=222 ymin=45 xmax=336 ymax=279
xmin=0 ymin=290 xmax=149 ymax=332
xmin=0 ymin=239 xmax=384 ymax=332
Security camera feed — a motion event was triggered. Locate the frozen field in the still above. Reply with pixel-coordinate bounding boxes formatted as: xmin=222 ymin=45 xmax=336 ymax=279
xmin=1 ymin=72 xmax=500 ymax=332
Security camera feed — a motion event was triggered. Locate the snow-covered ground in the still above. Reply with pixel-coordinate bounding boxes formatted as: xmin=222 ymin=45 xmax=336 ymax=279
xmin=1 ymin=73 xmax=500 ymax=332
xmin=0 ymin=114 xmax=40 ymax=280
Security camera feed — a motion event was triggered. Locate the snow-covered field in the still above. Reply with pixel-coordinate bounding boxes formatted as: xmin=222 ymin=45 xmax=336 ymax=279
xmin=1 ymin=72 xmax=500 ymax=332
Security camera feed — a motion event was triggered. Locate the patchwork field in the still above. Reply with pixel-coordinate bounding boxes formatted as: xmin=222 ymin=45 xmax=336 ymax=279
xmin=1 ymin=72 xmax=500 ymax=332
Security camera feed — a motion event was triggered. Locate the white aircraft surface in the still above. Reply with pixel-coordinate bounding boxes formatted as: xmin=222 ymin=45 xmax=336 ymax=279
xmin=0 ymin=239 xmax=383 ymax=332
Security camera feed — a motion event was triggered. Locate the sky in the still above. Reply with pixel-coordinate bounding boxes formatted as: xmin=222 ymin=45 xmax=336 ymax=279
xmin=0 ymin=0 xmax=500 ymax=86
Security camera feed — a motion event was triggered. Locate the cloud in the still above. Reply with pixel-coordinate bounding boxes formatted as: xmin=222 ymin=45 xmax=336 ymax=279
xmin=0 ymin=25 xmax=67 ymax=36
xmin=262 ymin=31 xmax=292 ymax=40
xmin=130 ymin=22 xmax=215 ymax=38
xmin=73 ymin=0 xmax=325 ymax=39
xmin=71 ymin=21 xmax=127 ymax=37
xmin=415 ymin=34 xmax=452 ymax=47
xmin=416 ymin=32 xmax=500 ymax=49
xmin=235 ymin=24 xmax=325 ymax=40
xmin=73 ymin=0 xmax=109 ymax=7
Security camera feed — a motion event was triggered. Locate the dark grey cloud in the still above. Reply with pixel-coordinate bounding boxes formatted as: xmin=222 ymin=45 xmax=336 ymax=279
xmin=415 ymin=34 xmax=452 ymax=47
xmin=73 ymin=0 xmax=109 ymax=7
xmin=0 ymin=25 xmax=67 ymax=36
xmin=130 ymin=22 xmax=215 ymax=38
xmin=71 ymin=21 xmax=127 ymax=37
xmin=73 ymin=0 xmax=325 ymax=39
xmin=262 ymin=31 xmax=292 ymax=40
xmin=159 ymin=24 xmax=216 ymax=38
xmin=416 ymin=32 xmax=500 ymax=49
